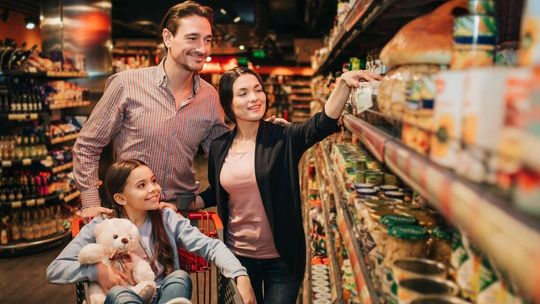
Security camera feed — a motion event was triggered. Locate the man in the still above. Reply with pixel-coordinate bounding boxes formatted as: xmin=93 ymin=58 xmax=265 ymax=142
xmin=75 ymin=1 xmax=289 ymax=218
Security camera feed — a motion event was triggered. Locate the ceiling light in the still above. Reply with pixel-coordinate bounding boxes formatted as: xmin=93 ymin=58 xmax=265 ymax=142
xmin=239 ymin=45 xmax=245 ymax=50
xmin=25 ymin=18 xmax=36 ymax=29
xmin=233 ymin=17 xmax=241 ymax=23
xmin=220 ymin=8 xmax=227 ymax=15
xmin=206 ymin=56 xmax=212 ymax=62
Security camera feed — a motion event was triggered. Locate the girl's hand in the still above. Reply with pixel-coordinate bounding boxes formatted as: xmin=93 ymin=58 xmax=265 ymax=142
xmin=235 ymin=275 xmax=256 ymax=304
xmin=96 ymin=262 xmax=128 ymax=294
xmin=340 ymin=70 xmax=382 ymax=88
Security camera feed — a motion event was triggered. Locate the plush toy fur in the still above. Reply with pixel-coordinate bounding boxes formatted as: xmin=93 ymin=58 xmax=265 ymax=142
xmin=78 ymin=218 xmax=156 ymax=304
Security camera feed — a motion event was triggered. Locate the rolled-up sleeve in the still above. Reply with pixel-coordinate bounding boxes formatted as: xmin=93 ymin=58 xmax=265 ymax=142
xmin=163 ymin=209 xmax=247 ymax=279
xmin=73 ymin=74 xmax=126 ymax=209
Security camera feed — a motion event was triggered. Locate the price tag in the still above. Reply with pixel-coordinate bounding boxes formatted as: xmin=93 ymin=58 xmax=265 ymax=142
xmin=2 ymin=160 xmax=12 ymax=167
xmin=22 ymin=158 xmax=32 ymax=166
xmin=11 ymin=201 xmax=22 ymax=208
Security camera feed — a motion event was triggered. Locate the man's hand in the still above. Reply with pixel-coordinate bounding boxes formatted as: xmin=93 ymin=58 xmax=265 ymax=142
xmin=159 ymin=202 xmax=178 ymax=212
xmin=235 ymin=275 xmax=256 ymax=304
xmin=96 ymin=262 xmax=127 ymax=294
xmin=80 ymin=207 xmax=113 ymax=223
xmin=265 ymin=115 xmax=290 ymax=126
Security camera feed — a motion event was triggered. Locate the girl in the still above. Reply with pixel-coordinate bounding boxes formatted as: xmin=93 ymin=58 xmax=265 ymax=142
xmin=47 ymin=159 xmax=255 ymax=304
xmin=197 ymin=67 xmax=381 ymax=303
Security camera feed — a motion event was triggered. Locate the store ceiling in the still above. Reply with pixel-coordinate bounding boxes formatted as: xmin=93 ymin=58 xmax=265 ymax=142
xmin=0 ymin=0 xmax=335 ymax=63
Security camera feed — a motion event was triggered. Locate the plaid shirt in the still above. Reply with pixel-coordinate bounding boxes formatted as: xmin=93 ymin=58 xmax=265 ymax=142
xmin=73 ymin=60 xmax=228 ymax=209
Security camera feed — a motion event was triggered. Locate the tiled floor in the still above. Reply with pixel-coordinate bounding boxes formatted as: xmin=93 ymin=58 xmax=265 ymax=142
xmin=0 ymin=153 xmax=215 ymax=304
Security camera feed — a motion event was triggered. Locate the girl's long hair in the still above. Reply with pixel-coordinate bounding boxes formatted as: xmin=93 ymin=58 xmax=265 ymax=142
xmin=103 ymin=159 xmax=174 ymax=275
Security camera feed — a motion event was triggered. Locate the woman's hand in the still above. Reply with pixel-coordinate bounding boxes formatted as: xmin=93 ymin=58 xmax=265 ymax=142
xmin=340 ymin=70 xmax=382 ymax=88
xmin=96 ymin=262 xmax=128 ymax=294
xmin=235 ymin=275 xmax=256 ymax=304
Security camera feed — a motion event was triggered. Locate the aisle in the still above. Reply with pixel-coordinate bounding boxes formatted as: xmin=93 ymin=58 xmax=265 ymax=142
xmin=0 ymin=153 xmax=214 ymax=304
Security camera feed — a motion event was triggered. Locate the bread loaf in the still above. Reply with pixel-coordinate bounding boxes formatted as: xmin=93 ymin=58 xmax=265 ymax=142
xmin=380 ymin=0 xmax=468 ymax=67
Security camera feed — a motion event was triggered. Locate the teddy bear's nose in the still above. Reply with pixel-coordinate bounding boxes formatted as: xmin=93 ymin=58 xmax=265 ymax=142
xmin=121 ymin=238 xmax=129 ymax=244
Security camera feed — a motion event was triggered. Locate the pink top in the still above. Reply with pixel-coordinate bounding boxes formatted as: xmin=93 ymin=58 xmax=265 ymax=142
xmin=220 ymin=149 xmax=280 ymax=259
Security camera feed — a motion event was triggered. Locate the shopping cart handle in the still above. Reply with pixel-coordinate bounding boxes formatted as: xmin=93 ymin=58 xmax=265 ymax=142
xmin=72 ymin=215 xmax=84 ymax=238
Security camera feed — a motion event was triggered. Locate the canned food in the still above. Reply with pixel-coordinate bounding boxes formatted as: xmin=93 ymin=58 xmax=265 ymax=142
xmin=398 ymin=278 xmax=458 ymax=303
xmin=354 ymin=183 xmax=375 ymax=189
xmin=468 ymin=0 xmax=496 ymax=15
xmin=314 ymin=292 xmax=332 ymax=300
xmin=312 ymin=279 xmax=330 ymax=287
xmin=451 ymin=46 xmax=494 ymax=69
xmin=312 ymin=285 xmax=331 ymax=294
xmin=312 ymin=273 xmax=329 ymax=281
xmin=380 ymin=185 xmax=400 ymax=191
xmin=454 ymin=15 xmax=498 ymax=40
xmin=385 ymin=191 xmax=406 ymax=200
xmin=384 ymin=173 xmax=399 ymax=185
xmin=312 ymin=264 xmax=329 ymax=270
xmin=357 ymin=188 xmax=379 ymax=197
xmin=312 ymin=268 xmax=329 ymax=276
xmin=520 ymin=0 xmax=540 ymax=65
xmin=392 ymin=258 xmax=447 ymax=282
xmin=410 ymin=296 xmax=472 ymax=304
xmin=365 ymin=170 xmax=384 ymax=185
xmin=313 ymin=299 xmax=332 ymax=304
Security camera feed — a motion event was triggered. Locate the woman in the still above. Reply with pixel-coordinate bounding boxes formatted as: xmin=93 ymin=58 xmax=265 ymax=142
xmin=47 ymin=159 xmax=256 ymax=304
xmin=198 ymin=67 xmax=381 ymax=303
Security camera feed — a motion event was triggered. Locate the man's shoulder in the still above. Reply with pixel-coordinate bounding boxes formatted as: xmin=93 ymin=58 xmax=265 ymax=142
xmin=198 ymin=77 xmax=218 ymax=94
xmin=109 ymin=66 xmax=156 ymax=83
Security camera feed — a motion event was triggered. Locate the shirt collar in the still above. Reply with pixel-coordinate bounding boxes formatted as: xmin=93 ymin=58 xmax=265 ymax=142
xmin=156 ymin=57 xmax=201 ymax=95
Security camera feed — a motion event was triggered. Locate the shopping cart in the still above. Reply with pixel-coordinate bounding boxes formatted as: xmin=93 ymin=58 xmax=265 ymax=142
xmin=73 ymin=211 xmax=243 ymax=304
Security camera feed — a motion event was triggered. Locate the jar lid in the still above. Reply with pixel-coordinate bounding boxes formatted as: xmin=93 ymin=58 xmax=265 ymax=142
xmin=388 ymin=225 xmax=428 ymax=240
xmin=357 ymin=188 xmax=378 ymax=195
xmin=385 ymin=191 xmax=406 ymax=198
xmin=380 ymin=185 xmax=399 ymax=191
xmin=354 ymin=183 xmax=374 ymax=189
xmin=381 ymin=214 xmax=418 ymax=227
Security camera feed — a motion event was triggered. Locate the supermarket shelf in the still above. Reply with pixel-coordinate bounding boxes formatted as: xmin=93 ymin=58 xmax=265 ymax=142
xmin=50 ymin=133 xmax=79 ymax=145
xmin=2 ymin=192 xmax=62 ymax=209
xmin=314 ymin=0 xmax=445 ymax=75
xmin=318 ymin=143 xmax=379 ymax=304
xmin=62 ymin=190 xmax=81 ymax=203
xmin=0 ymin=70 xmax=88 ymax=79
xmin=342 ymin=113 xmax=540 ymax=301
xmin=293 ymin=104 xmax=311 ymax=109
xmin=46 ymin=71 xmax=89 ymax=78
xmin=313 ymin=150 xmax=344 ymax=303
xmin=51 ymin=162 xmax=73 ymax=174
xmin=49 ymin=101 xmax=91 ymax=110
xmin=290 ymin=96 xmax=313 ymax=102
xmin=292 ymin=89 xmax=312 ymax=94
xmin=1 ymin=156 xmax=50 ymax=168
xmin=0 ymin=112 xmax=40 ymax=121
xmin=0 ymin=229 xmax=71 ymax=257
xmin=301 ymin=158 xmax=312 ymax=304
xmin=289 ymin=81 xmax=310 ymax=87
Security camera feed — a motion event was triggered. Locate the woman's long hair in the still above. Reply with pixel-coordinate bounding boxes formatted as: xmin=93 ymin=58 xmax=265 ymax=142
xmin=103 ymin=159 xmax=175 ymax=275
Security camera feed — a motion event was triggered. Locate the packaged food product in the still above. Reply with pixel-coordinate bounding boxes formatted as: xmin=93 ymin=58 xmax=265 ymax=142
xmin=384 ymin=173 xmax=400 ymax=185
xmin=430 ymin=227 xmax=454 ymax=266
xmin=381 ymin=214 xmax=419 ymax=227
xmin=452 ymin=15 xmax=497 ymax=69
xmin=385 ymin=191 xmax=406 ymax=200
xmin=468 ymin=0 xmax=496 ymax=15
xmin=430 ymin=71 xmax=467 ymax=168
xmin=410 ymin=296 xmax=472 ymax=304
xmin=519 ymin=0 xmax=540 ymax=66
xmin=398 ymin=278 xmax=458 ymax=303
xmin=457 ymin=68 xmax=509 ymax=183
xmin=392 ymin=258 xmax=447 ymax=282
xmin=384 ymin=225 xmax=429 ymax=266
xmin=365 ymin=170 xmax=384 ymax=185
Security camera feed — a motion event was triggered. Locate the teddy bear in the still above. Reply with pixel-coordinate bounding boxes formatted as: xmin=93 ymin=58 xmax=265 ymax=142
xmin=78 ymin=218 xmax=157 ymax=304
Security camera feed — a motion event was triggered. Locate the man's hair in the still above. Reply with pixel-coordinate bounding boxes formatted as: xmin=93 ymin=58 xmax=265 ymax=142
xmin=161 ymin=1 xmax=213 ymax=39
